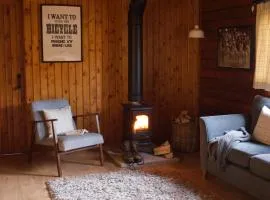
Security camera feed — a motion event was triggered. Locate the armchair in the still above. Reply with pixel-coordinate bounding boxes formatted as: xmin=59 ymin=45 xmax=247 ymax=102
xmin=29 ymin=99 xmax=104 ymax=177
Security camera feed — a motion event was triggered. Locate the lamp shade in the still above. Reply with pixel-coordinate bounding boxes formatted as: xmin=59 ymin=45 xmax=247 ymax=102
xmin=188 ymin=25 xmax=205 ymax=38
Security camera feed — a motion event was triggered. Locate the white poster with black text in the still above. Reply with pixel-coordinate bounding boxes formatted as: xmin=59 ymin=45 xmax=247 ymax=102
xmin=41 ymin=5 xmax=82 ymax=62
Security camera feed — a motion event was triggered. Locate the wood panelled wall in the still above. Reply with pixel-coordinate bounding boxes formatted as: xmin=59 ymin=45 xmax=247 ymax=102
xmin=23 ymin=0 xmax=130 ymax=148
xmin=0 ymin=0 xmax=198 ymax=153
xmin=200 ymin=0 xmax=257 ymax=116
xmin=0 ymin=0 xmax=25 ymax=154
xmin=143 ymin=0 xmax=199 ymax=143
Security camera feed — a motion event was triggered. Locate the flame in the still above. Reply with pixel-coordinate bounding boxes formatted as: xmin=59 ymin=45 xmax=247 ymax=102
xmin=134 ymin=115 xmax=149 ymax=131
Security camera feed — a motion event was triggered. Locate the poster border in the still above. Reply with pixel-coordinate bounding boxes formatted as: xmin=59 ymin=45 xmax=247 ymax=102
xmin=40 ymin=4 xmax=83 ymax=63
xmin=217 ymin=25 xmax=255 ymax=71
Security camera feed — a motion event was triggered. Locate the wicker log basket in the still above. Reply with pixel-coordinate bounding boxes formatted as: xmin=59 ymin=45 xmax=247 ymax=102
xmin=171 ymin=111 xmax=199 ymax=153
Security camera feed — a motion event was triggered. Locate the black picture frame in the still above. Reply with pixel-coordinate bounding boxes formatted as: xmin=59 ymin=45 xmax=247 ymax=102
xmin=217 ymin=26 xmax=254 ymax=70
xmin=41 ymin=5 xmax=83 ymax=62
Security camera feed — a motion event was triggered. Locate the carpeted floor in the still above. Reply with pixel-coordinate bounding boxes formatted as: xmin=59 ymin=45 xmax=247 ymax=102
xmin=47 ymin=170 xmax=214 ymax=200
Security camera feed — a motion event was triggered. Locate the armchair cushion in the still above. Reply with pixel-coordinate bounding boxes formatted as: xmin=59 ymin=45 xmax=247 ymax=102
xmin=32 ymin=99 xmax=73 ymax=142
xmin=43 ymin=106 xmax=76 ymax=137
xmin=38 ymin=132 xmax=104 ymax=152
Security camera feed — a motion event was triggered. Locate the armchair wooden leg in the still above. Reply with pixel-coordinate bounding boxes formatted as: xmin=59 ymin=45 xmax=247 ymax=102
xmin=203 ymin=170 xmax=208 ymax=180
xmin=99 ymin=144 xmax=104 ymax=166
xmin=28 ymin=142 xmax=33 ymax=164
xmin=29 ymin=123 xmax=35 ymax=164
xmin=55 ymin=151 xmax=62 ymax=177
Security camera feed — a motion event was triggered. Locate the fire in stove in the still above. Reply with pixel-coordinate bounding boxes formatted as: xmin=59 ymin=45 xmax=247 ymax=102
xmin=133 ymin=115 xmax=149 ymax=132
xmin=122 ymin=103 xmax=153 ymax=153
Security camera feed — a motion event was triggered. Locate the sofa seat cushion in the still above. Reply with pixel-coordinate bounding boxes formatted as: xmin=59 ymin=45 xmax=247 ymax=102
xmin=250 ymin=154 xmax=270 ymax=180
xmin=38 ymin=133 xmax=104 ymax=151
xmin=228 ymin=141 xmax=270 ymax=168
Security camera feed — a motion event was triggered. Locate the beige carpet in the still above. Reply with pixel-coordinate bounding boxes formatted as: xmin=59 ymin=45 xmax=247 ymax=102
xmin=105 ymin=150 xmax=180 ymax=168
xmin=47 ymin=170 xmax=214 ymax=200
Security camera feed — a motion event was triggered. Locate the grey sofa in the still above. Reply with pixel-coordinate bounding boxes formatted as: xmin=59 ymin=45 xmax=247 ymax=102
xmin=200 ymin=95 xmax=270 ymax=200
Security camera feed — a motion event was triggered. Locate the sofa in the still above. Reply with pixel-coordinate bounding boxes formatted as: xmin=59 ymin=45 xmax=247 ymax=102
xmin=200 ymin=95 xmax=270 ymax=200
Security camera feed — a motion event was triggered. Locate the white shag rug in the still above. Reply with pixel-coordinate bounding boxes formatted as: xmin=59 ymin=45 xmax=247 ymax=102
xmin=47 ymin=171 xmax=211 ymax=200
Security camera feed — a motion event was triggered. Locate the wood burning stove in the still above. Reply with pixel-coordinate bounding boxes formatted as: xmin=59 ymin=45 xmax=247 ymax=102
xmin=123 ymin=0 xmax=153 ymax=153
xmin=123 ymin=103 xmax=153 ymax=153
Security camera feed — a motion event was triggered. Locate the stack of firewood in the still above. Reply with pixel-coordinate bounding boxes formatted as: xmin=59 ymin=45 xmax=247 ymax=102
xmin=173 ymin=110 xmax=191 ymax=124
xmin=153 ymin=141 xmax=173 ymax=159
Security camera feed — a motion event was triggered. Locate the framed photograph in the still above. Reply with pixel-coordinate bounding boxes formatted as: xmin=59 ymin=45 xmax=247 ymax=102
xmin=41 ymin=5 xmax=82 ymax=62
xmin=217 ymin=26 xmax=254 ymax=69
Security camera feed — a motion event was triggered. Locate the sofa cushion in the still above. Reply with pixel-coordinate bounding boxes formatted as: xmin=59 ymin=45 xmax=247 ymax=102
xmin=250 ymin=154 xmax=270 ymax=180
xmin=228 ymin=141 xmax=270 ymax=168
xmin=251 ymin=95 xmax=270 ymax=133
xmin=253 ymin=106 xmax=270 ymax=145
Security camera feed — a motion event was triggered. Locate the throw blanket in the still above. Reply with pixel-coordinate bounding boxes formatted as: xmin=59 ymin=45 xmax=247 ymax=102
xmin=208 ymin=127 xmax=251 ymax=170
xmin=59 ymin=129 xmax=88 ymax=136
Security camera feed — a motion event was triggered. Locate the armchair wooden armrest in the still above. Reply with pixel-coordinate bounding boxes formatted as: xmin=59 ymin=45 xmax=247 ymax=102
xmin=72 ymin=113 xmax=99 ymax=120
xmin=32 ymin=118 xmax=59 ymax=147
xmin=33 ymin=119 xmax=58 ymax=124
xmin=73 ymin=113 xmax=101 ymax=134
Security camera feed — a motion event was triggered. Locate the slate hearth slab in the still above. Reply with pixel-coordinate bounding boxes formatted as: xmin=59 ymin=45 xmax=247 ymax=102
xmin=105 ymin=150 xmax=180 ymax=168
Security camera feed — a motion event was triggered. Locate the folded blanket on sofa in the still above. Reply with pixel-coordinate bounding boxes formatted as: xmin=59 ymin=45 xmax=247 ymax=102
xmin=208 ymin=127 xmax=251 ymax=170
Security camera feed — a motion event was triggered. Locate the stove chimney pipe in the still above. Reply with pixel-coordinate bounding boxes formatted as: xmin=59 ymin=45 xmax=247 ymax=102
xmin=128 ymin=0 xmax=147 ymax=103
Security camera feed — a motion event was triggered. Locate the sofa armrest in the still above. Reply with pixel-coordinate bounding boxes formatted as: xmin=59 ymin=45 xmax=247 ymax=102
xmin=199 ymin=114 xmax=248 ymax=175
xmin=200 ymin=114 xmax=248 ymax=142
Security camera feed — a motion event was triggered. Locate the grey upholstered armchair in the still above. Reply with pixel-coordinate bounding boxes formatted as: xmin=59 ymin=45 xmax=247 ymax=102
xmin=29 ymin=99 xmax=104 ymax=177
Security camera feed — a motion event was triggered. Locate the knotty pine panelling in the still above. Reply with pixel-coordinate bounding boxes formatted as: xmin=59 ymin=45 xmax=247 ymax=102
xmin=20 ymin=0 xmax=199 ymax=151
xmin=200 ymin=0 xmax=257 ymax=116
xmin=23 ymin=0 xmax=129 ymax=147
xmin=0 ymin=0 xmax=25 ymax=154
xmin=143 ymin=0 xmax=199 ymax=143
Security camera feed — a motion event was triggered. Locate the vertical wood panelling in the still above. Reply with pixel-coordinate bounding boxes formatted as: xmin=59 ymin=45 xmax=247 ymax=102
xmin=0 ymin=0 xmax=199 ymax=153
xmin=81 ymin=0 xmax=90 ymax=129
xmin=144 ymin=0 xmax=199 ymax=143
xmin=11 ymin=0 xmax=199 ymax=152
xmin=0 ymin=0 xmax=25 ymax=153
xmin=23 ymin=0 xmax=127 ymax=147
xmin=101 ymin=0 xmax=109 ymax=144
xmin=0 ymin=5 xmax=4 ymax=151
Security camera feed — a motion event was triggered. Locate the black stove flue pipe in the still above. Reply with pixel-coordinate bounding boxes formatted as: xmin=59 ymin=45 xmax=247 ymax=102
xmin=128 ymin=0 xmax=147 ymax=103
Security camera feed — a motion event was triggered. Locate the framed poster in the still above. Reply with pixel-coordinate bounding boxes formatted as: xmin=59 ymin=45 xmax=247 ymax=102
xmin=217 ymin=26 xmax=254 ymax=69
xmin=41 ymin=5 xmax=82 ymax=62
